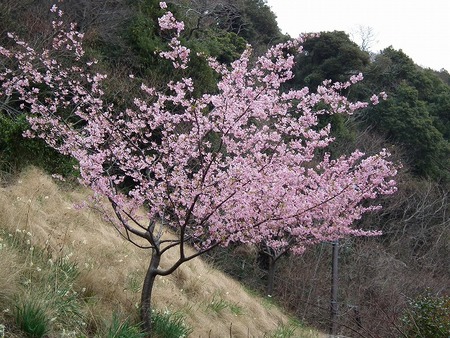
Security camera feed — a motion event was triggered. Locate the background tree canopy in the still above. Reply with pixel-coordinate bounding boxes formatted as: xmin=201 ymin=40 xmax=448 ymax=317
xmin=290 ymin=31 xmax=370 ymax=89
xmin=359 ymin=47 xmax=450 ymax=180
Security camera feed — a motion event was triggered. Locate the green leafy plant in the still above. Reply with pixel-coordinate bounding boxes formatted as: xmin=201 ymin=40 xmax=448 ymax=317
xmin=0 ymin=115 xmax=76 ymax=177
xmin=401 ymin=291 xmax=450 ymax=338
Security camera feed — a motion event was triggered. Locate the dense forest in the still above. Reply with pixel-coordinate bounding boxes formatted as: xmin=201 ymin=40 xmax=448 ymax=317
xmin=1 ymin=0 xmax=449 ymax=337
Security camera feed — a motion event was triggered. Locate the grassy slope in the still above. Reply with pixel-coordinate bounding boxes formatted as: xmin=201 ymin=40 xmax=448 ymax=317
xmin=0 ymin=167 xmax=324 ymax=337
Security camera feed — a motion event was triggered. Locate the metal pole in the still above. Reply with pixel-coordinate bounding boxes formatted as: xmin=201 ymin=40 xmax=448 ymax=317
xmin=330 ymin=240 xmax=339 ymax=337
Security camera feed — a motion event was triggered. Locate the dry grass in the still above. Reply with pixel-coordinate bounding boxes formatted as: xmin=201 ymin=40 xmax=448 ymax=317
xmin=0 ymin=167 xmax=325 ymax=337
xmin=0 ymin=244 xmax=19 ymax=302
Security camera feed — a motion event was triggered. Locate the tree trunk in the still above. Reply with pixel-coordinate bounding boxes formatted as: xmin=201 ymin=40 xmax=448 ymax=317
xmin=330 ymin=240 xmax=339 ymax=336
xmin=267 ymin=256 xmax=276 ymax=296
xmin=141 ymin=249 xmax=161 ymax=335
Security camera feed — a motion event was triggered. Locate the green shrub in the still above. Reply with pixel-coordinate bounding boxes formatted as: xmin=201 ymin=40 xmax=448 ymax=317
xmin=401 ymin=291 xmax=450 ymax=338
xmin=0 ymin=114 xmax=76 ymax=177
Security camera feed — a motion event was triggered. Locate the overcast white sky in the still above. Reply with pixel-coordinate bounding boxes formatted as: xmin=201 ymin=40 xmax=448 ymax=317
xmin=266 ymin=0 xmax=450 ymax=71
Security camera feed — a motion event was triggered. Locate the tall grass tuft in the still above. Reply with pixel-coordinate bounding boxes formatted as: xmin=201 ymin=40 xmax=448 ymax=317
xmin=151 ymin=309 xmax=193 ymax=338
xmin=267 ymin=323 xmax=296 ymax=338
xmin=206 ymin=296 xmax=228 ymax=313
xmin=44 ymin=257 xmax=84 ymax=330
xmin=265 ymin=319 xmax=312 ymax=338
xmin=105 ymin=312 xmax=145 ymax=338
xmin=1 ymin=228 xmax=85 ymax=336
xmin=14 ymin=299 xmax=49 ymax=338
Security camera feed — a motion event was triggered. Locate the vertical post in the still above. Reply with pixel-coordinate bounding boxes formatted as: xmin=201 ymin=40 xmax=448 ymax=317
xmin=330 ymin=240 xmax=339 ymax=337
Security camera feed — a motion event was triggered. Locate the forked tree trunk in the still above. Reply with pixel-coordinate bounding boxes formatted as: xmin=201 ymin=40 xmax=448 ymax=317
xmin=141 ymin=250 xmax=161 ymax=335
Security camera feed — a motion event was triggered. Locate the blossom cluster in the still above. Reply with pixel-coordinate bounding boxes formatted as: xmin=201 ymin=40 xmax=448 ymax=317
xmin=0 ymin=5 xmax=397 ymax=256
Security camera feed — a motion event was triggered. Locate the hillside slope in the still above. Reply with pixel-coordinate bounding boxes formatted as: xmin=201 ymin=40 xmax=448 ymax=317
xmin=0 ymin=168 xmax=324 ymax=337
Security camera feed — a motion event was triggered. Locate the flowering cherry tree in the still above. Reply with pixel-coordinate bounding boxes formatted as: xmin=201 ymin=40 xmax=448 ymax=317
xmin=0 ymin=3 xmax=397 ymax=333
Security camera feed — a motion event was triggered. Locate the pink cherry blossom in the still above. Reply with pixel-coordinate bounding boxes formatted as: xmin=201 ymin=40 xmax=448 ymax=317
xmin=0 ymin=5 xmax=398 ymax=332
